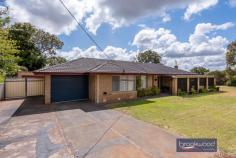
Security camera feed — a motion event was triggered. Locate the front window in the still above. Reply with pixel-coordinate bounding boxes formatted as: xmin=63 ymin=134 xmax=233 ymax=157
xmin=112 ymin=75 xmax=136 ymax=91
xmin=141 ymin=75 xmax=147 ymax=89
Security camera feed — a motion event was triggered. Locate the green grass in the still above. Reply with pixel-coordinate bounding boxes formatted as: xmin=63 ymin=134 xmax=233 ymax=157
xmin=112 ymin=86 xmax=236 ymax=154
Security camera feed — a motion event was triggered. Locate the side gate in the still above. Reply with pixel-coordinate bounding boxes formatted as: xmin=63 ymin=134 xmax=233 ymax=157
xmin=4 ymin=78 xmax=44 ymax=99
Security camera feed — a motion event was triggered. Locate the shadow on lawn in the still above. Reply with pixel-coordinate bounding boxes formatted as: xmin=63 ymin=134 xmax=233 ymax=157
xmin=12 ymin=96 xmax=157 ymax=117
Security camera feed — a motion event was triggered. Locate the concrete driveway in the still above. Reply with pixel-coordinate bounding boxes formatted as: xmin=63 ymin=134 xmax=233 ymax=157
xmin=0 ymin=97 xmax=216 ymax=158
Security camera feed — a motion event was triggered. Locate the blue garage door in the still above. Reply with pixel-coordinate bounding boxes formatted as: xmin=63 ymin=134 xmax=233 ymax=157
xmin=51 ymin=75 xmax=88 ymax=103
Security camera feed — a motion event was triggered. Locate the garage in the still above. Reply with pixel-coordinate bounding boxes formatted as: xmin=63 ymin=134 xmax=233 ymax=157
xmin=51 ymin=75 xmax=88 ymax=103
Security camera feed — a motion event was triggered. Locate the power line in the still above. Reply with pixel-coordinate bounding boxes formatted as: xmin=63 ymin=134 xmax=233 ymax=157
xmin=59 ymin=0 xmax=107 ymax=55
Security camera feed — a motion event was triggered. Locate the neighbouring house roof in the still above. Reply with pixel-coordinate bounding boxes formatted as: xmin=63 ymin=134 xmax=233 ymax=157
xmin=34 ymin=58 xmax=197 ymax=75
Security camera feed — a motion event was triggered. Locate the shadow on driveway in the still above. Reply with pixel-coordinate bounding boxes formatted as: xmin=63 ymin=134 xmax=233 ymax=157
xmin=12 ymin=96 xmax=156 ymax=117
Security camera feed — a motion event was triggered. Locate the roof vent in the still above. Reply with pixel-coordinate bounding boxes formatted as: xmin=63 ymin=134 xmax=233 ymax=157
xmin=174 ymin=60 xmax=178 ymax=69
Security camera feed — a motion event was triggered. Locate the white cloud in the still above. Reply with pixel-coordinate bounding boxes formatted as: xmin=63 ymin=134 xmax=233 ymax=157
xmin=7 ymin=0 xmax=219 ymax=35
xmin=59 ymin=22 xmax=232 ymax=70
xmin=6 ymin=0 xmax=93 ymax=35
xmin=132 ymin=22 xmax=234 ymax=70
xmin=184 ymin=0 xmax=218 ymax=20
xmin=58 ymin=46 xmax=137 ymax=61
xmin=229 ymin=0 xmax=236 ymax=7
xmin=194 ymin=22 xmax=234 ymax=35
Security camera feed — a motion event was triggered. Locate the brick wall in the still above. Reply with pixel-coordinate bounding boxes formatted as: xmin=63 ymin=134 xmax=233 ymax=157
xmin=95 ymin=74 xmax=137 ymax=103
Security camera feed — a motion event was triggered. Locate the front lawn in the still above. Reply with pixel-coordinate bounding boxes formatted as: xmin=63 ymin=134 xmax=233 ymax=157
xmin=112 ymin=86 xmax=236 ymax=154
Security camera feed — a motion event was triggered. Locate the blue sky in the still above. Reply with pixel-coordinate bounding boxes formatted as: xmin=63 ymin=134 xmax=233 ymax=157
xmin=2 ymin=0 xmax=236 ymax=70
xmin=60 ymin=0 xmax=236 ymax=51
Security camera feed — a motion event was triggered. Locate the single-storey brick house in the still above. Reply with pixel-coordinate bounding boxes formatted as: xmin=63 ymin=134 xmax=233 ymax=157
xmin=34 ymin=58 xmax=215 ymax=104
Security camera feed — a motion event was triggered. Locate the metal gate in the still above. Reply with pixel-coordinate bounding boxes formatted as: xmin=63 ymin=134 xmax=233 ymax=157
xmin=4 ymin=78 xmax=44 ymax=99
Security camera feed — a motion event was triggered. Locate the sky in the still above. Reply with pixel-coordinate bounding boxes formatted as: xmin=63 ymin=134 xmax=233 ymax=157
xmin=2 ymin=0 xmax=236 ymax=70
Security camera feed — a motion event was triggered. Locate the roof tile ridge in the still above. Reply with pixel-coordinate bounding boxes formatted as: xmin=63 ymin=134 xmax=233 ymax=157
xmin=34 ymin=58 xmax=81 ymax=72
xmin=88 ymin=61 xmax=109 ymax=72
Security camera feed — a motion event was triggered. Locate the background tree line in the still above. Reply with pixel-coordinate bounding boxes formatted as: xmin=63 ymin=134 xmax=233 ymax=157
xmin=137 ymin=44 xmax=236 ymax=86
xmin=0 ymin=8 xmax=66 ymax=81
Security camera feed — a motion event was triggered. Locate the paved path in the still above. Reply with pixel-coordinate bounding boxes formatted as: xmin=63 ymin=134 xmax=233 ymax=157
xmin=0 ymin=99 xmax=24 ymax=125
xmin=0 ymin=97 xmax=72 ymax=158
xmin=0 ymin=98 xmax=217 ymax=158
xmin=55 ymin=102 xmax=216 ymax=158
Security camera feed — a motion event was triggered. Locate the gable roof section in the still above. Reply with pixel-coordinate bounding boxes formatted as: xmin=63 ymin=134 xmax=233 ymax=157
xmin=34 ymin=58 xmax=196 ymax=75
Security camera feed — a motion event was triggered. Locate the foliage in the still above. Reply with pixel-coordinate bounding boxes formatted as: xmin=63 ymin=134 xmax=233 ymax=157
xmin=0 ymin=74 xmax=4 ymax=83
xmin=224 ymin=68 xmax=236 ymax=86
xmin=199 ymin=88 xmax=207 ymax=93
xmin=9 ymin=23 xmax=63 ymax=71
xmin=46 ymin=56 xmax=67 ymax=66
xmin=208 ymin=86 xmax=219 ymax=92
xmin=0 ymin=29 xmax=19 ymax=76
xmin=137 ymin=86 xmax=160 ymax=97
xmin=199 ymin=88 xmax=208 ymax=93
xmin=226 ymin=78 xmax=236 ymax=86
xmin=226 ymin=41 xmax=236 ymax=68
xmin=0 ymin=7 xmax=10 ymax=28
xmin=137 ymin=50 xmax=161 ymax=64
xmin=208 ymin=70 xmax=227 ymax=85
xmin=151 ymin=86 xmax=160 ymax=95
xmin=190 ymin=66 xmax=209 ymax=75
xmin=177 ymin=89 xmax=186 ymax=96
xmin=190 ymin=87 xmax=197 ymax=94
xmin=31 ymin=29 xmax=63 ymax=55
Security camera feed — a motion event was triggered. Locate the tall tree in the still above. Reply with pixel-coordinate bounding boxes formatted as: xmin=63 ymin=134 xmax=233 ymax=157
xmin=225 ymin=41 xmax=236 ymax=86
xmin=0 ymin=7 xmax=19 ymax=77
xmin=137 ymin=50 xmax=161 ymax=64
xmin=208 ymin=70 xmax=227 ymax=85
xmin=9 ymin=23 xmax=64 ymax=71
xmin=190 ymin=66 xmax=209 ymax=75
xmin=0 ymin=29 xmax=19 ymax=76
xmin=226 ymin=40 xmax=236 ymax=68
xmin=0 ymin=7 xmax=9 ymax=27
xmin=46 ymin=56 xmax=67 ymax=66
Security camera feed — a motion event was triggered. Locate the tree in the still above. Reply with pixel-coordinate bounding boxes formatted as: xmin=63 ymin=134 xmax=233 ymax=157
xmin=226 ymin=41 xmax=236 ymax=68
xmin=225 ymin=41 xmax=236 ymax=86
xmin=9 ymin=23 xmax=64 ymax=71
xmin=46 ymin=56 xmax=67 ymax=66
xmin=0 ymin=7 xmax=9 ymax=28
xmin=32 ymin=29 xmax=63 ymax=55
xmin=9 ymin=23 xmax=45 ymax=71
xmin=0 ymin=29 xmax=19 ymax=76
xmin=137 ymin=50 xmax=161 ymax=64
xmin=190 ymin=67 xmax=209 ymax=75
xmin=208 ymin=70 xmax=227 ymax=85
xmin=0 ymin=8 xmax=19 ymax=77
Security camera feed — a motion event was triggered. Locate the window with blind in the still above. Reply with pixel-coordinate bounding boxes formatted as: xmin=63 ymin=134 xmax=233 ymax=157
xmin=112 ymin=75 xmax=136 ymax=91
xmin=141 ymin=75 xmax=147 ymax=89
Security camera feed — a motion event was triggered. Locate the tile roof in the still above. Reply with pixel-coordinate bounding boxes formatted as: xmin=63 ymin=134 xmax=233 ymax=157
xmin=34 ymin=58 xmax=196 ymax=75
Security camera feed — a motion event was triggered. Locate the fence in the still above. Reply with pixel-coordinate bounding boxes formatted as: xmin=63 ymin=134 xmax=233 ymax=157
xmin=4 ymin=78 xmax=44 ymax=99
xmin=0 ymin=84 xmax=4 ymax=100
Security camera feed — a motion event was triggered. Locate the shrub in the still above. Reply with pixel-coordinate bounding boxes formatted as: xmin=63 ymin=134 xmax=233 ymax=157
xmin=137 ymin=86 xmax=160 ymax=97
xmin=144 ymin=88 xmax=152 ymax=96
xmin=177 ymin=89 xmax=186 ymax=96
xmin=190 ymin=87 xmax=197 ymax=94
xmin=137 ymin=89 xmax=145 ymax=97
xmin=208 ymin=86 xmax=220 ymax=92
xmin=199 ymin=88 xmax=208 ymax=93
xmin=227 ymin=79 xmax=236 ymax=86
xmin=151 ymin=86 xmax=160 ymax=95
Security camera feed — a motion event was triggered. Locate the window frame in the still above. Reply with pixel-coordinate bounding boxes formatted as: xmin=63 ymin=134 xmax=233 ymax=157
xmin=141 ymin=75 xmax=147 ymax=89
xmin=112 ymin=75 xmax=136 ymax=92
